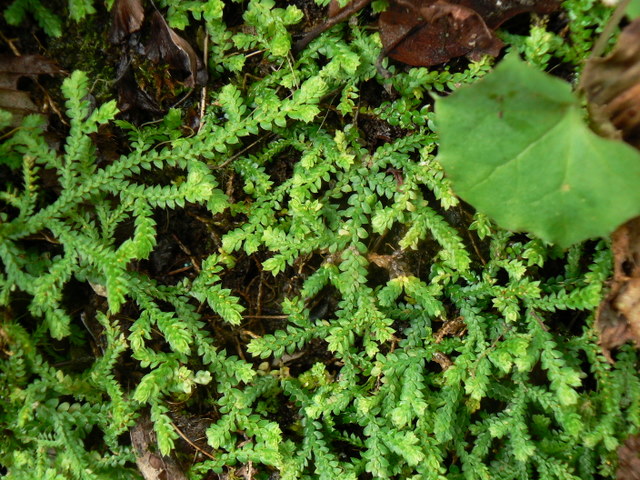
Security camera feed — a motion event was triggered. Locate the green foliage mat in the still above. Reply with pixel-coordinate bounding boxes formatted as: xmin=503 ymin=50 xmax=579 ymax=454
xmin=1 ymin=0 xmax=639 ymax=479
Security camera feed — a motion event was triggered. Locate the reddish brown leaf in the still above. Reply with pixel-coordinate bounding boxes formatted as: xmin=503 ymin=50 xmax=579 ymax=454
xmin=145 ymin=10 xmax=207 ymax=88
xmin=596 ymin=217 xmax=640 ymax=361
xmin=582 ymin=18 xmax=640 ymax=148
xmin=614 ymin=278 xmax=640 ymax=337
xmin=109 ymin=0 xmax=145 ymax=44
xmin=451 ymin=0 xmax=560 ymax=29
xmin=379 ymin=0 xmax=560 ymax=67
xmin=611 ymin=217 xmax=640 ymax=280
xmin=296 ymin=0 xmax=559 ymax=65
xmin=380 ymin=0 xmax=502 ymax=66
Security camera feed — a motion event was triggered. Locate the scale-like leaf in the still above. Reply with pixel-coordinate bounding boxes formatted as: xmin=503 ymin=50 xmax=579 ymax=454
xmin=436 ymin=53 xmax=640 ymax=248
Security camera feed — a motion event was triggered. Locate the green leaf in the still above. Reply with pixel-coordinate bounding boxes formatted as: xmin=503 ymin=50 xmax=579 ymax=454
xmin=68 ymin=0 xmax=96 ymax=21
xmin=150 ymin=402 xmax=178 ymax=455
xmin=436 ymin=53 xmax=640 ymax=248
xmin=628 ymin=0 xmax=640 ymax=18
xmin=0 ymin=110 xmax=12 ymax=129
xmin=4 ymin=0 xmax=62 ymax=37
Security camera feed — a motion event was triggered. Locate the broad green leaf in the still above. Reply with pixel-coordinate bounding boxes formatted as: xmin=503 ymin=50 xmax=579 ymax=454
xmin=436 ymin=53 xmax=640 ymax=248
xmin=628 ymin=0 xmax=640 ymax=18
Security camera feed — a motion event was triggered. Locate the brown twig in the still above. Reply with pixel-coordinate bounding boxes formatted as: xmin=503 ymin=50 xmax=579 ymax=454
xmin=170 ymin=422 xmax=216 ymax=460
xmin=218 ymin=133 xmax=276 ymax=168
xmin=530 ymin=310 xmax=549 ymax=332
xmin=293 ymin=0 xmax=373 ymax=53
xmin=198 ymin=31 xmax=209 ymax=134
xmin=0 ymin=31 xmax=21 ymax=56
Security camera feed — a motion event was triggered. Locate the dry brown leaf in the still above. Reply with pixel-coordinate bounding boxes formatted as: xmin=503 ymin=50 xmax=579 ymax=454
xmin=367 ymin=251 xmax=409 ymax=277
xmin=452 ymin=0 xmax=560 ymax=29
xmin=0 ymin=54 xmax=62 ymax=125
xmin=0 ymin=54 xmax=61 ymax=89
xmin=379 ymin=0 xmax=560 ymax=67
xmin=596 ymin=217 xmax=640 ymax=361
xmin=109 ymin=0 xmax=145 ymax=44
xmin=582 ymin=18 xmax=640 ymax=148
xmin=613 ymin=278 xmax=640 ymax=338
xmin=0 ymin=90 xmax=39 ymax=116
xmin=379 ymin=0 xmax=502 ymax=66
xmin=145 ymin=10 xmax=207 ymax=88
xmin=116 ymin=64 xmax=162 ymax=115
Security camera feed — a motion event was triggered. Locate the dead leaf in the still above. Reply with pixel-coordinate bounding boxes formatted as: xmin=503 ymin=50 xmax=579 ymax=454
xmin=0 ymin=54 xmax=62 ymax=125
xmin=596 ymin=217 xmax=640 ymax=361
xmin=116 ymin=63 xmax=162 ymax=117
xmin=613 ymin=278 xmax=640 ymax=337
xmin=0 ymin=90 xmax=39 ymax=117
xmin=130 ymin=414 xmax=188 ymax=480
xmin=612 ymin=217 xmax=640 ymax=280
xmin=380 ymin=0 xmax=502 ymax=66
xmin=368 ymin=251 xmax=409 ymax=277
xmin=379 ymin=0 xmax=560 ymax=67
xmin=109 ymin=0 xmax=145 ymax=44
xmin=582 ymin=18 xmax=640 ymax=148
xmin=617 ymin=434 xmax=640 ymax=480
xmin=0 ymin=54 xmax=61 ymax=89
xmin=587 ymin=22 xmax=640 ymax=359
xmin=145 ymin=10 xmax=207 ymax=88
xmin=451 ymin=0 xmax=560 ymax=29
xmin=109 ymin=7 xmax=206 ymax=121
xmin=434 ymin=316 xmax=467 ymax=343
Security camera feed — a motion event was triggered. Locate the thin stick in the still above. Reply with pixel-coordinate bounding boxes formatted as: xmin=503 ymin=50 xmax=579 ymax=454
xmin=218 ymin=133 xmax=275 ymax=168
xmin=198 ymin=31 xmax=209 ymax=133
xmin=206 ymin=314 xmax=289 ymax=320
xmin=171 ymin=422 xmax=216 ymax=460
xmin=293 ymin=0 xmax=373 ymax=53
xmin=0 ymin=31 xmax=22 ymax=56
xmin=530 ymin=310 xmax=549 ymax=332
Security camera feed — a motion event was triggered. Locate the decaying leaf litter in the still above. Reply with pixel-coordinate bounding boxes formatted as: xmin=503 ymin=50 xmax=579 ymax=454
xmin=2 ymin=0 xmax=640 ymax=478
xmin=108 ymin=0 xmax=208 ymax=123
xmin=0 ymin=54 xmax=62 ymax=126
